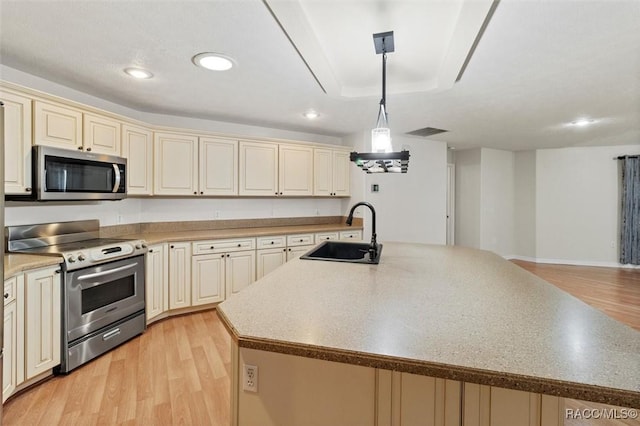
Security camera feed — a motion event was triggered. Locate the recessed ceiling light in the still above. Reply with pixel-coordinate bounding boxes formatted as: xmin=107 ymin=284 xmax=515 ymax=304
xmin=124 ymin=67 xmax=153 ymax=79
xmin=193 ymin=52 xmax=235 ymax=71
xmin=570 ymin=118 xmax=596 ymax=127
xmin=303 ymin=110 xmax=319 ymax=119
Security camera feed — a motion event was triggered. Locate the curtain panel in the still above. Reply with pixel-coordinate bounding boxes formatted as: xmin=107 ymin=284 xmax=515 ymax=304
xmin=620 ymin=156 xmax=640 ymax=265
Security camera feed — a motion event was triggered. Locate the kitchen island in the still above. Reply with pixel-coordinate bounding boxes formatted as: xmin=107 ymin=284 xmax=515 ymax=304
xmin=217 ymin=242 xmax=640 ymax=426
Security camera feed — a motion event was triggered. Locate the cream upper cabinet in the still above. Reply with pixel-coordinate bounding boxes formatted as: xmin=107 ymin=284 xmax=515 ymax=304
xmin=200 ymin=137 xmax=238 ymax=195
xmin=278 ymin=144 xmax=313 ymax=196
xmin=1 ymin=90 xmax=33 ymax=195
xmin=154 ymin=132 xmax=198 ymax=196
xmin=24 ymin=266 xmax=61 ymax=380
xmin=146 ymin=243 xmax=168 ymax=322
xmin=313 ymin=148 xmax=350 ymax=197
xmin=239 ymin=140 xmax=279 ymax=196
xmin=168 ymin=242 xmax=192 ymax=310
xmin=33 ymin=100 xmax=83 ymax=150
xmin=122 ymin=124 xmax=153 ymax=195
xmin=83 ymin=113 xmax=121 ymax=155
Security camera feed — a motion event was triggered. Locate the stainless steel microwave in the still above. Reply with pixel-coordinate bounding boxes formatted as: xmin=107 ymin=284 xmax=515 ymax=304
xmin=32 ymin=145 xmax=127 ymax=201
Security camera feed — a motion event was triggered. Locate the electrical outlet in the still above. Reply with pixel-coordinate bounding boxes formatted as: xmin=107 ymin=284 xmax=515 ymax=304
xmin=243 ymin=364 xmax=258 ymax=392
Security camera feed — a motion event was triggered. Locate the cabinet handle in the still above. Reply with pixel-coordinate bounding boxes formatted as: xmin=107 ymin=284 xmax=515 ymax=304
xmin=55 ymin=269 xmax=61 ymax=274
xmin=221 ymin=254 xmax=225 ymax=258
xmin=237 ymin=243 xmax=241 ymax=247
xmin=210 ymin=246 xmax=215 ymax=249
xmin=226 ymin=254 xmax=230 ymax=257
xmin=3 ymin=293 xmax=8 ymax=299
xmin=25 ymin=187 xmax=32 ymax=192
xmin=288 ymin=248 xmax=291 ymax=252
xmin=149 ymin=249 xmax=154 ymax=253
xmin=86 ymin=147 xmax=92 ymax=152
xmin=299 ymin=239 xmax=303 ymax=242
xmin=170 ymin=245 xmax=175 ymax=249
xmin=279 ymin=192 xmax=283 ymax=195
xmin=200 ymin=191 xmax=203 ymax=194
xmin=275 ymin=192 xmax=278 ymax=195
xmin=283 ymin=248 xmax=286 ymax=252
xmin=270 ymin=241 xmax=274 ymax=245
xmin=193 ymin=192 xmax=197 ymax=195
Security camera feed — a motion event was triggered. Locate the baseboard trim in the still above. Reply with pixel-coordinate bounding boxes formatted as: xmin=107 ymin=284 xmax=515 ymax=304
xmin=504 ymin=255 xmax=640 ymax=269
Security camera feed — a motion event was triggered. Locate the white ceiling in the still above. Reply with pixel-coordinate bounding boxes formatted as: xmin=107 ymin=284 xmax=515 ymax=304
xmin=1 ymin=0 xmax=639 ymax=151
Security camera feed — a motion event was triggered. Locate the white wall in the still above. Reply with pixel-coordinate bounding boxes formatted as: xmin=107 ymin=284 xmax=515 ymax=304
xmin=513 ymin=151 xmax=536 ymax=258
xmin=535 ymin=144 xmax=640 ymax=265
xmin=454 ymin=149 xmax=481 ymax=248
xmin=345 ymin=132 xmax=447 ymax=245
xmin=479 ymin=148 xmax=515 ymax=256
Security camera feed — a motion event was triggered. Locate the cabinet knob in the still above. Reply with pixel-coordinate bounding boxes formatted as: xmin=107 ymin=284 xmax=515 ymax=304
xmin=193 ymin=192 xmax=197 ymax=195
xmin=86 ymin=147 xmax=92 ymax=152
xmin=3 ymin=293 xmax=8 ymax=299
xmin=77 ymin=146 xmax=83 ymax=150
xmin=283 ymin=248 xmax=286 ymax=252
xmin=299 ymin=239 xmax=303 ymax=242
xmin=226 ymin=254 xmax=230 ymax=257
xmin=149 ymin=249 xmax=154 ymax=253
xmin=25 ymin=187 xmax=32 ymax=192
xmin=237 ymin=243 xmax=241 ymax=247
xmin=270 ymin=241 xmax=274 ymax=245
xmin=221 ymin=254 xmax=225 ymax=258
xmin=288 ymin=248 xmax=291 ymax=252
xmin=279 ymin=192 xmax=283 ymax=195
xmin=170 ymin=245 xmax=175 ymax=249
xmin=275 ymin=192 xmax=278 ymax=195
xmin=210 ymin=246 xmax=215 ymax=249
xmin=200 ymin=191 xmax=203 ymax=195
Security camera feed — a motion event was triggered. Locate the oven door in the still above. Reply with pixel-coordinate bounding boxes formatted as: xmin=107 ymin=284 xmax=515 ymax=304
xmin=64 ymin=255 xmax=145 ymax=343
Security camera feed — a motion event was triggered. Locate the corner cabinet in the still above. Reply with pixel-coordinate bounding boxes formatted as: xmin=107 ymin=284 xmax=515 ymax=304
xmin=24 ymin=266 xmax=61 ymax=380
xmin=122 ymin=124 xmax=154 ymax=195
xmin=1 ymin=90 xmax=33 ymax=195
xmin=146 ymin=243 xmax=169 ymax=322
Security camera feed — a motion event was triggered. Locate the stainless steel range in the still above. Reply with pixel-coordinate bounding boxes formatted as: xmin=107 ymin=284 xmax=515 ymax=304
xmin=7 ymin=220 xmax=147 ymax=373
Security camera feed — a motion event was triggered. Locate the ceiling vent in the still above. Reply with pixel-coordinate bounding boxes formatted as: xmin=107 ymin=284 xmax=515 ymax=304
xmin=406 ymin=127 xmax=449 ymax=138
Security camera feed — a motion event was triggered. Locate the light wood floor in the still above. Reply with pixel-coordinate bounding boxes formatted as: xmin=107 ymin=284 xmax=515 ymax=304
xmin=3 ymin=261 xmax=639 ymax=425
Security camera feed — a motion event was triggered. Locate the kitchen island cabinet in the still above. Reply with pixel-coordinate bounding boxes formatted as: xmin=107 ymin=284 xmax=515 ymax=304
xmin=218 ymin=243 xmax=640 ymax=426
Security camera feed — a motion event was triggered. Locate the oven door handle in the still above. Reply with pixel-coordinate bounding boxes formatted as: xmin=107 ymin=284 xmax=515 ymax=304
xmin=112 ymin=163 xmax=121 ymax=193
xmin=77 ymin=262 xmax=138 ymax=281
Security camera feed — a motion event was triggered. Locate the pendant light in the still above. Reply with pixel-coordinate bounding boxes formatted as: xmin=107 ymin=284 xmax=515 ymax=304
xmin=351 ymin=31 xmax=410 ymax=173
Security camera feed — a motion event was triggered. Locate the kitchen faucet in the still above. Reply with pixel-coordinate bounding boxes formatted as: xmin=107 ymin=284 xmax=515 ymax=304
xmin=346 ymin=201 xmax=378 ymax=261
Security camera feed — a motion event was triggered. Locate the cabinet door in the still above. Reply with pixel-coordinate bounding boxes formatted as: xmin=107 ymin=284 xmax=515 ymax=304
xmin=287 ymin=245 xmax=313 ymax=261
xmin=83 ymin=113 xmax=121 ymax=155
xmin=279 ymin=144 xmax=313 ymax=196
xmin=239 ymin=141 xmax=278 ymax=196
xmin=257 ymin=248 xmax=287 ymax=279
xmin=146 ymin=244 xmax=168 ymax=322
xmin=3 ymin=300 xmax=17 ymax=402
xmin=313 ymin=148 xmax=332 ymax=196
xmin=25 ymin=266 xmax=61 ymax=379
xmin=168 ymin=242 xmax=192 ymax=310
xmin=1 ymin=91 xmax=32 ymax=195
xmin=192 ymin=254 xmax=225 ymax=305
xmin=33 ymin=100 xmax=82 ymax=150
xmin=332 ymin=150 xmax=351 ymax=196
xmin=154 ymin=133 xmax=198 ymax=195
xmin=200 ymin=137 xmax=238 ymax=195
xmin=122 ymin=124 xmax=154 ymax=195
xmin=225 ymin=251 xmax=256 ymax=298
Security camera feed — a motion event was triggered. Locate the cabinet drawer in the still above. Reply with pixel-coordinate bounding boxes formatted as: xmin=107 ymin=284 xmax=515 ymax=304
xmin=192 ymin=238 xmax=256 ymax=255
xmin=340 ymin=230 xmax=363 ymax=241
xmin=256 ymin=235 xmax=286 ymax=249
xmin=315 ymin=232 xmax=339 ymax=243
xmin=287 ymin=234 xmax=315 ymax=247
xmin=3 ymin=276 xmax=16 ymax=305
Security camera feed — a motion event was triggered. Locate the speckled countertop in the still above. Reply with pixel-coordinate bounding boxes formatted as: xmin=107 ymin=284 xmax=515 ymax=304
xmin=217 ymin=242 xmax=640 ymax=409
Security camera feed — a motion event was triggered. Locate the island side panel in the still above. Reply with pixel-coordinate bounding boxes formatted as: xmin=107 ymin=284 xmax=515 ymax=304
xmin=236 ymin=347 xmax=377 ymax=426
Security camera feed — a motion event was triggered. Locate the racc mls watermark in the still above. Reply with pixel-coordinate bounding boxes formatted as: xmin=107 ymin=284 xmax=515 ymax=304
xmin=565 ymin=408 xmax=638 ymax=420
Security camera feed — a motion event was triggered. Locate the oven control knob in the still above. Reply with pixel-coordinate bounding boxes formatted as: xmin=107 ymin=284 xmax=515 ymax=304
xmin=78 ymin=254 xmax=86 ymax=262
xmin=67 ymin=255 xmax=76 ymax=263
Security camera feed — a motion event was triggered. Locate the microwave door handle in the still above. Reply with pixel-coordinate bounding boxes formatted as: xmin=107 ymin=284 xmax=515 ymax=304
xmin=112 ymin=163 xmax=121 ymax=193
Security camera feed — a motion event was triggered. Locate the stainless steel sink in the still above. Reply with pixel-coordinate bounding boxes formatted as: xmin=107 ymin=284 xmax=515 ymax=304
xmin=300 ymin=241 xmax=383 ymax=264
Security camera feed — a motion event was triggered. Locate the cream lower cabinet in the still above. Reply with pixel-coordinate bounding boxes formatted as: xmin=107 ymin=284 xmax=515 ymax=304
xmin=3 ymin=275 xmax=24 ymax=403
xmin=286 ymin=233 xmax=314 ymax=261
xmin=122 ymin=124 xmax=154 ymax=195
xmin=1 ymin=90 xmax=32 ymax=195
xmin=146 ymin=243 xmax=169 ymax=322
xmin=256 ymin=236 xmax=287 ymax=279
xmin=225 ymin=251 xmax=257 ymax=298
xmin=168 ymin=242 xmax=192 ymax=310
xmin=191 ymin=254 xmax=225 ymax=306
xmin=24 ymin=266 xmax=61 ymax=380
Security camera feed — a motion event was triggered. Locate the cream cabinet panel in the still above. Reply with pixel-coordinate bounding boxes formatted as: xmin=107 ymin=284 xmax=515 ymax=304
xmin=287 ymin=233 xmax=314 ymax=247
xmin=332 ymin=150 xmax=351 ymax=196
xmin=146 ymin=244 xmax=168 ymax=322
xmin=83 ymin=113 xmax=121 ymax=155
xmin=34 ymin=100 xmax=83 ymax=150
xmin=25 ymin=266 xmax=61 ymax=379
xmin=154 ymin=133 xmax=198 ymax=195
xmin=340 ymin=230 xmax=363 ymax=241
xmin=279 ymin=144 xmax=313 ymax=196
xmin=3 ymin=275 xmax=23 ymax=403
xmin=313 ymin=148 xmax=332 ymax=196
xmin=398 ymin=373 xmax=461 ymax=426
xmin=287 ymin=245 xmax=313 ymax=261
xmin=315 ymin=232 xmax=339 ymax=243
xmin=256 ymin=248 xmax=287 ymax=279
xmin=168 ymin=242 xmax=192 ymax=310
xmin=256 ymin=235 xmax=286 ymax=249
xmin=1 ymin=91 xmax=32 ymax=195
xmin=122 ymin=124 xmax=153 ymax=195
xmin=200 ymin=137 xmax=238 ymax=195
xmin=192 ymin=254 xmax=225 ymax=306
xmin=239 ymin=141 xmax=278 ymax=196
xmin=225 ymin=251 xmax=256 ymax=298
xmin=192 ymin=238 xmax=255 ymax=255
